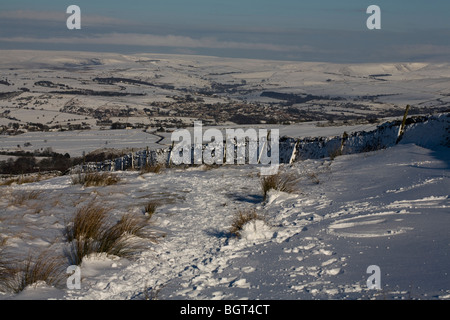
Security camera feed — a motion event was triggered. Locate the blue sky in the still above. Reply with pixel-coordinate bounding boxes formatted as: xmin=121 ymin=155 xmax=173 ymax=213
xmin=1 ymin=0 xmax=449 ymax=62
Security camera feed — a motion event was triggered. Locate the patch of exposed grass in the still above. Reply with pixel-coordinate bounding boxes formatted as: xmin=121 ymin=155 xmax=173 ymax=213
xmin=0 ymin=179 xmax=16 ymax=187
xmin=199 ymin=164 xmax=221 ymax=171
xmin=65 ymin=202 xmax=108 ymax=243
xmin=72 ymin=172 xmax=120 ymax=187
xmin=0 ymin=173 xmax=58 ymax=186
xmin=0 ymin=238 xmax=14 ymax=292
xmin=64 ymin=238 xmax=96 ymax=267
xmin=9 ymin=190 xmax=43 ymax=206
xmin=94 ymin=223 xmax=143 ymax=260
xmin=0 ymin=176 xmax=37 ymax=186
xmin=140 ymin=163 xmax=164 ymax=175
xmin=307 ymin=172 xmax=320 ymax=184
xmin=143 ymin=201 xmax=158 ymax=219
xmin=1 ymin=251 xmax=65 ymax=294
xmin=111 ymin=213 xmax=150 ymax=239
xmin=64 ymin=202 xmax=154 ymax=265
xmin=260 ymin=171 xmax=299 ymax=201
xmin=229 ymin=209 xmax=266 ymax=238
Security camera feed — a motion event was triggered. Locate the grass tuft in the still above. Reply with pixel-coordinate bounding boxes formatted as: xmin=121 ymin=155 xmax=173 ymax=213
xmin=229 ymin=209 xmax=266 ymax=238
xmin=109 ymin=213 xmax=150 ymax=239
xmin=9 ymin=190 xmax=42 ymax=206
xmin=1 ymin=251 xmax=65 ymax=294
xmin=143 ymin=201 xmax=158 ymax=219
xmin=64 ymin=202 xmax=153 ymax=265
xmin=0 ymin=238 xmax=15 ymax=292
xmin=0 ymin=173 xmax=58 ymax=186
xmin=260 ymin=171 xmax=299 ymax=201
xmin=72 ymin=172 xmax=120 ymax=187
xmin=307 ymin=172 xmax=320 ymax=184
xmin=65 ymin=202 xmax=108 ymax=243
xmin=140 ymin=164 xmax=164 ymax=175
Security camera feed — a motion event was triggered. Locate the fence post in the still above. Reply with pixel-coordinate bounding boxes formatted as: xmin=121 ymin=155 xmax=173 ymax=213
xmin=258 ymin=129 xmax=271 ymax=164
xmin=340 ymin=131 xmax=348 ymax=153
xmin=223 ymin=139 xmax=227 ymax=165
xmin=168 ymin=141 xmax=175 ymax=166
xmin=289 ymin=139 xmax=300 ymax=164
xmin=396 ymin=105 xmax=410 ymax=144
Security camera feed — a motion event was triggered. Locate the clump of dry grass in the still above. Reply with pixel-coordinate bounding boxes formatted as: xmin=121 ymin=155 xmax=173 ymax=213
xmin=0 ymin=238 xmax=14 ymax=291
xmin=72 ymin=172 xmax=120 ymax=187
xmin=199 ymin=164 xmax=221 ymax=171
xmin=0 ymin=174 xmax=57 ymax=186
xmin=143 ymin=201 xmax=158 ymax=219
xmin=64 ymin=202 xmax=153 ymax=265
xmin=64 ymin=238 xmax=96 ymax=267
xmin=229 ymin=209 xmax=266 ymax=238
xmin=0 ymin=176 xmax=36 ymax=186
xmin=1 ymin=251 xmax=65 ymax=294
xmin=307 ymin=172 xmax=320 ymax=184
xmin=260 ymin=171 xmax=299 ymax=201
xmin=9 ymin=190 xmax=43 ymax=206
xmin=110 ymin=213 xmax=150 ymax=239
xmin=1 ymin=239 xmax=65 ymax=294
xmin=140 ymin=163 xmax=164 ymax=175
xmin=65 ymin=202 xmax=108 ymax=243
xmin=93 ymin=220 xmax=144 ymax=260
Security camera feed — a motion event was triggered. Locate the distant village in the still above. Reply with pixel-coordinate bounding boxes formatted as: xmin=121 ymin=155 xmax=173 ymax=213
xmin=1 ymin=91 xmax=388 ymax=136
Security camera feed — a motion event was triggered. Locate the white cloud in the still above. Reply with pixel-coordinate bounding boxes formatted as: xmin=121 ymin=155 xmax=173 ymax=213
xmin=0 ymin=32 xmax=316 ymax=53
xmin=0 ymin=10 xmax=128 ymax=26
xmin=390 ymin=44 xmax=450 ymax=56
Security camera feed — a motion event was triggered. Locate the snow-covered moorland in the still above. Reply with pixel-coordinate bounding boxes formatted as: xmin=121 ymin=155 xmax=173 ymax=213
xmin=0 ymin=114 xmax=448 ymax=300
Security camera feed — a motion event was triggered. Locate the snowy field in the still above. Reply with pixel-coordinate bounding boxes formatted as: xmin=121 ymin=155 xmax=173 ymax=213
xmin=0 ymin=128 xmax=163 ymax=157
xmin=0 ymin=117 xmax=448 ymax=300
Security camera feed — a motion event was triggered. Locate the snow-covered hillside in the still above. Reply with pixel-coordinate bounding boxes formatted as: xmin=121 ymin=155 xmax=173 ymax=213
xmin=0 ymin=115 xmax=448 ymax=300
xmin=1 ymin=50 xmax=449 ymax=134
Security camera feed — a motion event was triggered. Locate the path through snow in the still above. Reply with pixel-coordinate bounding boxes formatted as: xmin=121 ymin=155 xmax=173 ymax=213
xmin=1 ymin=143 xmax=449 ymax=300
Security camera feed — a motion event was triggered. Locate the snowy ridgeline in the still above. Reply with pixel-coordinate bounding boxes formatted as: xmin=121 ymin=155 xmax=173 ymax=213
xmin=287 ymin=113 xmax=449 ymax=161
xmin=72 ymin=113 xmax=449 ymax=173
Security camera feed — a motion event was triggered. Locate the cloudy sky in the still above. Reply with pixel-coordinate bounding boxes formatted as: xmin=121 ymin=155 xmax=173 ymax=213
xmin=1 ymin=0 xmax=449 ymax=63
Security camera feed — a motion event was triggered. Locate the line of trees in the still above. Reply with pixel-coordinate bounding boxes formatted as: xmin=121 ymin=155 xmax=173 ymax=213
xmin=0 ymin=148 xmax=124 ymax=175
xmin=0 ymin=149 xmax=81 ymax=175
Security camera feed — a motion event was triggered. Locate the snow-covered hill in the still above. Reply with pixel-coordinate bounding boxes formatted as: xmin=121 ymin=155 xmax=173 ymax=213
xmin=0 ymin=115 xmax=448 ymax=300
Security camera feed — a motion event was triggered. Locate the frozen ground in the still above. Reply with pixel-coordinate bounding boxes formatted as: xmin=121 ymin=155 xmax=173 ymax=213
xmin=0 ymin=122 xmax=448 ymax=300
